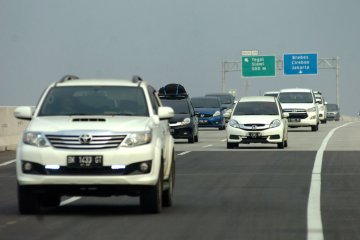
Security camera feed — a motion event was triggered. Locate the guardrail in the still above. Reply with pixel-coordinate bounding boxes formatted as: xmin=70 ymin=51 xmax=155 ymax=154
xmin=0 ymin=107 xmax=28 ymax=151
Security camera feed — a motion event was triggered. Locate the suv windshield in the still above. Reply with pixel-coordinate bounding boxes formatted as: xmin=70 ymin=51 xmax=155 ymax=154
xmin=38 ymin=86 xmax=149 ymax=116
xmin=327 ymin=104 xmax=339 ymax=111
xmin=191 ymin=98 xmax=220 ymax=108
xmin=278 ymin=92 xmax=314 ymax=103
xmin=234 ymin=102 xmax=279 ymax=115
xmin=162 ymin=100 xmax=190 ymax=114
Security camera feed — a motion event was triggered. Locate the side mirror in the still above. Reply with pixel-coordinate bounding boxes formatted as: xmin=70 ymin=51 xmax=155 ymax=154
xmin=14 ymin=106 xmax=33 ymax=120
xmin=158 ymin=106 xmax=174 ymax=120
xmin=282 ymin=112 xmax=289 ymax=118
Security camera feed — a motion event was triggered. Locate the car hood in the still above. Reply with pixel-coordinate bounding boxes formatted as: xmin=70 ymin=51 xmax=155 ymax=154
xmin=280 ymin=103 xmax=315 ymax=110
xmin=231 ymin=115 xmax=280 ymax=125
xmin=27 ymin=116 xmax=152 ymax=133
xmin=194 ymin=107 xmax=219 ymax=115
xmin=169 ymin=113 xmax=191 ymax=123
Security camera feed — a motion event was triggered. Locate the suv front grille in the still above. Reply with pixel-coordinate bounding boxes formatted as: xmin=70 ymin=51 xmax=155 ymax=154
xmin=46 ymin=134 xmax=126 ymax=149
xmin=283 ymin=109 xmax=308 ymax=119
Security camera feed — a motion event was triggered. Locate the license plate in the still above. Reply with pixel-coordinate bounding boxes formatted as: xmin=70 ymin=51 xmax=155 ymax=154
xmin=199 ymin=120 xmax=208 ymax=124
xmin=289 ymin=118 xmax=300 ymax=122
xmin=249 ymin=132 xmax=260 ymax=138
xmin=67 ymin=155 xmax=103 ymax=168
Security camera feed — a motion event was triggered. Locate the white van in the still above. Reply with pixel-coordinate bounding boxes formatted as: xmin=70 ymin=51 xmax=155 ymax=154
xmin=278 ymin=88 xmax=319 ymax=131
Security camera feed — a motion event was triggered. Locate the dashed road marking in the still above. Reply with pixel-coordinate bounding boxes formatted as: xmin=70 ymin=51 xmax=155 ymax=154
xmin=0 ymin=159 xmax=15 ymax=167
xmin=177 ymin=151 xmax=191 ymax=156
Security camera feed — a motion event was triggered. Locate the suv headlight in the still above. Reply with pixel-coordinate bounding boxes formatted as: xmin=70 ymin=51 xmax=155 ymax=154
xmin=229 ymin=119 xmax=241 ymax=128
xmin=269 ymin=119 xmax=281 ymax=128
xmin=181 ymin=117 xmax=191 ymax=125
xmin=307 ymin=107 xmax=316 ymax=112
xmin=121 ymin=131 xmax=152 ymax=147
xmin=213 ymin=111 xmax=221 ymax=117
xmin=23 ymin=132 xmax=50 ymax=147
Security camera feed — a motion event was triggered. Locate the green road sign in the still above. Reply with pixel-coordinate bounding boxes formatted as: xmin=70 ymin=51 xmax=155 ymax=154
xmin=241 ymin=55 xmax=276 ymax=77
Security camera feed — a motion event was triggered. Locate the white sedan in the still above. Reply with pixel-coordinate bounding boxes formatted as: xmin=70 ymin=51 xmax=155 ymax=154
xmin=226 ymin=96 xmax=289 ymax=149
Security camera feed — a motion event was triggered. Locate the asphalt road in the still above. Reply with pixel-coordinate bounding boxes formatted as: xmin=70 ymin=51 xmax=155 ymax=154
xmin=0 ymin=120 xmax=360 ymax=240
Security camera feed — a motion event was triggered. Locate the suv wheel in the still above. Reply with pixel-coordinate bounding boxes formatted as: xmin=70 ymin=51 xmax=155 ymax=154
xmin=188 ymin=135 xmax=195 ymax=143
xmin=194 ymin=134 xmax=199 ymax=142
xmin=311 ymin=124 xmax=319 ymax=132
xmin=162 ymin=157 xmax=175 ymax=207
xmin=140 ymin=165 xmax=163 ymax=213
xmin=277 ymin=141 xmax=285 ymax=149
xmin=18 ymin=184 xmax=41 ymax=214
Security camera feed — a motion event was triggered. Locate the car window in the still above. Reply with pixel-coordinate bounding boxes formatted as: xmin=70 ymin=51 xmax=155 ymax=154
xmin=38 ymin=86 xmax=149 ymax=116
xmin=191 ymin=98 xmax=221 ymax=108
xmin=278 ymin=92 xmax=314 ymax=103
xmin=162 ymin=100 xmax=190 ymax=114
xmin=233 ymin=101 xmax=279 ymax=115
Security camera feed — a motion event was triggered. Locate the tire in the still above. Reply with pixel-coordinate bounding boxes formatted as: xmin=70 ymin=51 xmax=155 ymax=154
xmin=284 ymin=140 xmax=288 ymax=148
xmin=194 ymin=134 xmax=199 ymax=142
xmin=227 ymin=142 xmax=237 ymax=149
xmin=18 ymin=184 xmax=41 ymax=214
xmin=219 ymin=125 xmax=226 ymax=130
xmin=311 ymin=124 xmax=318 ymax=132
xmin=188 ymin=135 xmax=195 ymax=143
xmin=277 ymin=141 xmax=284 ymax=149
xmin=162 ymin=159 xmax=175 ymax=207
xmin=140 ymin=164 xmax=163 ymax=213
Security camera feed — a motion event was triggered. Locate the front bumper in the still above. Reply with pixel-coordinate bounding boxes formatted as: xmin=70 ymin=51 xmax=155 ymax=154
xmin=287 ymin=112 xmax=318 ymax=127
xmin=16 ymin=142 xmax=161 ymax=187
xmin=198 ymin=116 xmax=224 ymax=128
xmin=227 ymin=125 xmax=285 ymax=144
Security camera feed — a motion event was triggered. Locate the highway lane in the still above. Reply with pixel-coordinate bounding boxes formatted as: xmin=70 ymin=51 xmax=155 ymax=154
xmin=0 ymin=120 xmax=359 ymax=240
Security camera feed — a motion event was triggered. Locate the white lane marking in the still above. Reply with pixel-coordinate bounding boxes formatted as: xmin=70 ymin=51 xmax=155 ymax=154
xmin=202 ymin=145 xmax=213 ymax=148
xmin=220 ymin=139 xmax=227 ymax=142
xmin=307 ymin=122 xmax=352 ymax=240
xmin=0 ymin=159 xmax=16 ymax=167
xmin=177 ymin=151 xmax=191 ymax=156
xmin=60 ymin=197 xmax=82 ymax=206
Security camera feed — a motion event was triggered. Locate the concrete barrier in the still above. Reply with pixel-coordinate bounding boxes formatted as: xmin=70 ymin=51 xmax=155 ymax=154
xmin=0 ymin=107 xmax=28 ymax=151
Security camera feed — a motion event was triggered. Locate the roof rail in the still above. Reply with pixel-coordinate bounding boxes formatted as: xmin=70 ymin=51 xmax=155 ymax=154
xmin=58 ymin=75 xmax=79 ymax=83
xmin=132 ymin=75 xmax=143 ymax=83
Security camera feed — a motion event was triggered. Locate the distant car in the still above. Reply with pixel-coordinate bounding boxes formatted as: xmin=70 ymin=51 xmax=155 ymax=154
xmin=326 ymin=103 xmax=340 ymax=121
xmin=263 ymin=91 xmax=279 ymax=98
xmin=161 ymin=97 xmax=199 ymax=143
xmin=205 ymin=93 xmax=235 ymax=122
xmin=314 ymin=91 xmax=327 ymax=124
xmin=227 ymin=96 xmax=289 ymax=149
xmin=191 ymin=96 xmax=226 ymax=130
xmin=278 ymin=88 xmax=320 ymax=131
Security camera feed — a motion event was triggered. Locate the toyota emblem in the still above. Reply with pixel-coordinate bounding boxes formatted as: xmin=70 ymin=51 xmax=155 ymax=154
xmin=79 ymin=134 xmax=92 ymax=144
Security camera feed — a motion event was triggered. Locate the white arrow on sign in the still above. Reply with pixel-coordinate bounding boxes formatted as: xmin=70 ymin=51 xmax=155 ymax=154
xmin=299 ymin=70 xmax=303 ymax=74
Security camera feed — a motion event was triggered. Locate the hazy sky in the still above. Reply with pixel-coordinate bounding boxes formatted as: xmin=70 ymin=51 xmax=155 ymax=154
xmin=1 ymin=0 xmax=359 ymax=114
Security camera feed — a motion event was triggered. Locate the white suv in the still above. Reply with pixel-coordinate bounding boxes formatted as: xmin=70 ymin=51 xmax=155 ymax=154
xmin=278 ymin=88 xmax=319 ymax=131
xmin=14 ymin=75 xmax=175 ymax=214
xmin=314 ymin=91 xmax=327 ymax=124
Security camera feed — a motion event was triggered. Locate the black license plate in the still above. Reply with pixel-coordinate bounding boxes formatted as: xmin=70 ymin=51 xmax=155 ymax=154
xmin=249 ymin=132 xmax=260 ymax=138
xmin=67 ymin=155 xmax=103 ymax=168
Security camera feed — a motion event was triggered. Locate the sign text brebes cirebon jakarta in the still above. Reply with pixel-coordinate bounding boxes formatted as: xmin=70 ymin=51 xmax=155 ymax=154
xmin=283 ymin=53 xmax=318 ymax=75
xmin=241 ymin=56 xmax=276 ymax=77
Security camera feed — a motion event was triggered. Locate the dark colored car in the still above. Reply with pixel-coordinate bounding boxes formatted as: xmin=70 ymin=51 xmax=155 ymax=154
xmin=205 ymin=93 xmax=235 ymax=122
xmin=326 ymin=103 xmax=340 ymax=121
xmin=161 ymin=98 xmax=199 ymax=143
xmin=191 ymin=96 xmax=226 ymax=130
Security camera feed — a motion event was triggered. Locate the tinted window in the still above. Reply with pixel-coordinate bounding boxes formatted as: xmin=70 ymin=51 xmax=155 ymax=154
xmin=278 ymin=92 xmax=314 ymax=103
xmin=206 ymin=94 xmax=233 ymax=104
xmin=234 ymin=101 xmax=279 ymax=115
xmin=191 ymin=98 xmax=221 ymax=108
xmin=162 ymin=100 xmax=190 ymax=114
xmin=39 ymin=86 xmax=148 ymax=116
xmin=327 ymin=104 xmax=339 ymax=111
